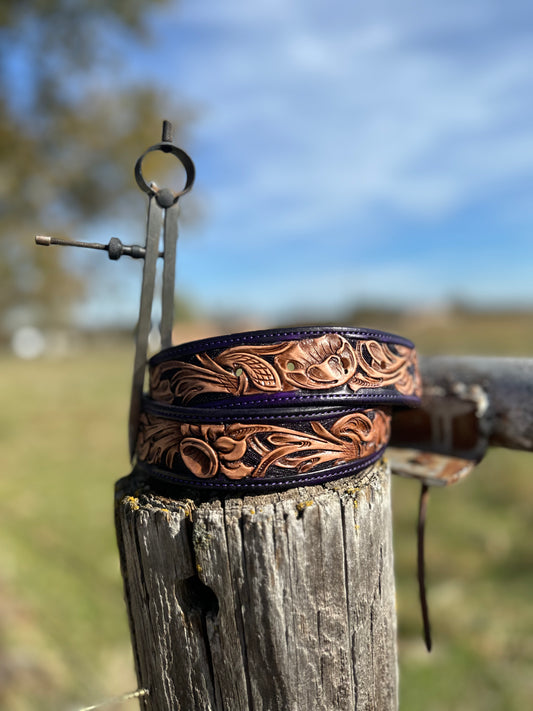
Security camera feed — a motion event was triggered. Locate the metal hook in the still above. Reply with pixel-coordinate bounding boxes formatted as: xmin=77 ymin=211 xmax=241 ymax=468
xmin=134 ymin=122 xmax=195 ymax=204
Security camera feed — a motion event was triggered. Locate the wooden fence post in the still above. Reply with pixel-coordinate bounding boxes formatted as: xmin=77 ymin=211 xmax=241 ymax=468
xmin=115 ymin=459 xmax=398 ymax=711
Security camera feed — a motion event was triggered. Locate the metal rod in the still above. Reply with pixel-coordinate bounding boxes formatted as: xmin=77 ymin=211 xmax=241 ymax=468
xmin=35 ymin=235 xmax=164 ymax=260
xmin=160 ymin=203 xmax=179 ymax=349
xmin=36 ymin=235 xmax=107 ymax=251
xmin=162 ymin=120 xmax=173 ymax=142
xmin=128 ymin=197 xmax=164 ymax=458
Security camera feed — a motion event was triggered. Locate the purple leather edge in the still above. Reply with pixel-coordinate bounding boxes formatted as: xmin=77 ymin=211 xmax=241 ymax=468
xmin=149 ymin=325 xmax=415 ymax=365
xmin=136 ymin=447 xmax=385 ymax=491
xmin=195 ymin=390 xmax=420 ymax=410
xmin=142 ymin=396 xmax=406 ymax=423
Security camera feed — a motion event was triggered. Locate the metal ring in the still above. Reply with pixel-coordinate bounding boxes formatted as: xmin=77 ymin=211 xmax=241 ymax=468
xmin=134 ymin=142 xmax=196 ymax=203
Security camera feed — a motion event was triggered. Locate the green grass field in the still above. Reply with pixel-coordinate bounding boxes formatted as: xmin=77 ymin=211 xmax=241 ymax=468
xmin=1 ymin=311 xmax=533 ymax=709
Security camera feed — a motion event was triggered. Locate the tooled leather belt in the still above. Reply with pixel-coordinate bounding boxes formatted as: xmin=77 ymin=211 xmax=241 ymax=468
xmin=135 ymin=326 xmax=422 ymax=490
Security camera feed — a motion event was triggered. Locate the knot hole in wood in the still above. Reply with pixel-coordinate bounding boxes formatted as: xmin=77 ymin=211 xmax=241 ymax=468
xmin=176 ymin=574 xmax=220 ymax=617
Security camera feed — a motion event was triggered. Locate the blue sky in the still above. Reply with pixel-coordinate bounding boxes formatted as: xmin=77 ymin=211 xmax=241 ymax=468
xmin=76 ymin=0 xmax=533 ymax=326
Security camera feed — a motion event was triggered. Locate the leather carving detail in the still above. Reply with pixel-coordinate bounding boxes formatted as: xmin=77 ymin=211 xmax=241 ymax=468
xmin=273 ymin=334 xmax=357 ymax=389
xmin=136 ymin=410 xmax=391 ymax=481
xmin=150 ymin=344 xmax=289 ymax=403
xmin=150 ymin=333 xmax=421 ymax=404
xmin=349 ymin=341 xmax=422 ymax=396
xmin=149 ymin=361 xmax=175 ymax=403
xmin=179 ymin=438 xmax=219 ymax=478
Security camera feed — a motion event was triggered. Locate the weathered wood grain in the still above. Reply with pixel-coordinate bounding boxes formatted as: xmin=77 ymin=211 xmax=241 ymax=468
xmin=115 ymin=461 xmax=397 ymax=711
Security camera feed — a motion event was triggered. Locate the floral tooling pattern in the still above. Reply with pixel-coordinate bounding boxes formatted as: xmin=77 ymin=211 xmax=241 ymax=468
xmin=136 ymin=409 xmax=391 ymax=481
xmin=150 ymin=333 xmax=421 ymax=404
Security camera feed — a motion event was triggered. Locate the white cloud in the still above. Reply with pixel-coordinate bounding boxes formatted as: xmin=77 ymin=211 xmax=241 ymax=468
xmin=159 ymin=1 xmax=533 ymax=233
xmin=79 ymin=0 xmax=533 ymax=324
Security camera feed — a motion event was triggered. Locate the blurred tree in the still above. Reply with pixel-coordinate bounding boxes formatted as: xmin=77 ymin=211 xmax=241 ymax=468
xmin=0 ymin=0 xmax=187 ymax=336
xmin=174 ymin=292 xmax=201 ymax=323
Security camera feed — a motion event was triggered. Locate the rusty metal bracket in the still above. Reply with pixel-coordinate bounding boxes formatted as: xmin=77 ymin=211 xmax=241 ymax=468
xmin=388 ymin=355 xmax=533 ymax=486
